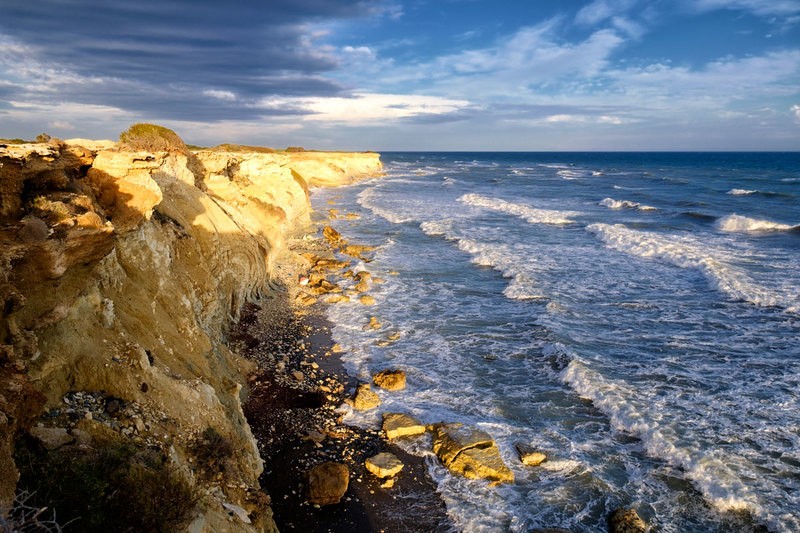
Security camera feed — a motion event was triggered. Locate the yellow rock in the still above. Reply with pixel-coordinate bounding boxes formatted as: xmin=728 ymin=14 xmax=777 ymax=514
xmin=359 ymin=295 xmax=376 ymax=306
xmin=382 ymin=413 xmax=426 ymax=440
xmin=365 ymin=452 xmax=404 ymax=478
xmin=373 ymin=369 xmax=406 ymax=391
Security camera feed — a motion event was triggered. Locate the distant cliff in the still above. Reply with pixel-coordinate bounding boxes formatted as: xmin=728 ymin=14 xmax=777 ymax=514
xmin=0 ymin=140 xmax=381 ymax=531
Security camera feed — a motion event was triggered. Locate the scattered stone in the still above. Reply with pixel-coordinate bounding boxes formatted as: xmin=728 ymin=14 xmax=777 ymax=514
xmin=609 ymin=508 xmax=647 ymax=533
xmin=296 ymin=293 xmax=317 ymax=306
xmin=382 ymin=412 xmax=426 ymax=440
xmin=515 ymin=442 xmax=547 ymax=466
xmin=380 ymin=478 xmax=395 ymax=489
xmin=322 ymin=225 xmax=344 ymax=245
xmin=132 ymin=416 xmax=146 ymax=433
xmin=355 ymin=279 xmax=370 ymax=293
xmin=365 ymin=452 xmax=404 ymax=478
xmin=307 ymin=462 xmax=349 ymax=505
xmin=373 ymin=369 xmax=406 ymax=391
xmin=358 ymin=295 xmax=376 ymax=306
xmin=292 ymin=371 xmax=305 ymax=382
xmin=354 ymin=271 xmax=372 ymax=282
xmin=432 ymin=423 xmax=514 ymax=485
xmin=302 ymin=430 xmax=326 ymax=444
xmin=332 ymin=344 xmax=345 ymax=353
xmin=30 ymin=426 xmax=74 ymax=450
xmin=367 ymin=316 xmax=382 ymax=330
xmin=105 ymin=399 xmax=120 ymax=415
xmin=352 ymin=383 xmax=381 ymax=411
xmin=326 ymin=294 xmax=350 ymax=304
xmin=387 ymin=331 xmax=401 ymax=341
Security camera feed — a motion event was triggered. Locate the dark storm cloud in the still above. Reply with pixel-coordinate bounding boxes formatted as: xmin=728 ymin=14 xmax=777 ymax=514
xmin=0 ymin=0 xmax=380 ymax=119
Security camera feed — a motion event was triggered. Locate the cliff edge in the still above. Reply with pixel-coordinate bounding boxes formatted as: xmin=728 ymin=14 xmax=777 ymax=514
xmin=0 ymin=140 xmax=382 ymax=531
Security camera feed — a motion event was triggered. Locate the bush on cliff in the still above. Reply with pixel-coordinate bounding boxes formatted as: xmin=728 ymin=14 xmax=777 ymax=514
xmin=118 ymin=123 xmax=187 ymax=153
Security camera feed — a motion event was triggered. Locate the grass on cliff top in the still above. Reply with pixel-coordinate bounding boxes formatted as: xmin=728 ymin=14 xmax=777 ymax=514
xmin=118 ymin=123 xmax=188 ymax=153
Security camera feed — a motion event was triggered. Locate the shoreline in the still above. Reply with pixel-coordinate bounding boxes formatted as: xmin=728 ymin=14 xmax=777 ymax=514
xmin=230 ymin=233 xmax=452 ymax=532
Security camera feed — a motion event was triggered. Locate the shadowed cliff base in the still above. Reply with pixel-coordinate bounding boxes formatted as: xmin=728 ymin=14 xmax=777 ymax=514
xmin=232 ymin=240 xmax=452 ymax=533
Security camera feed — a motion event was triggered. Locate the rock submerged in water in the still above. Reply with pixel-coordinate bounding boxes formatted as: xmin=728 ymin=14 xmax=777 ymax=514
xmin=351 ymin=383 xmax=381 ymax=411
xmin=431 ymin=423 xmax=514 ymax=485
xmin=373 ymin=369 xmax=406 ymax=391
xmin=382 ymin=412 xmax=426 ymax=440
xmin=609 ymin=508 xmax=647 ymax=533
xmin=515 ymin=441 xmax=547 ymax=466
xmin=365 ymin=452 xmax=404 ymax=478
xmin=306 ymin=462 xmax=349 ymax=505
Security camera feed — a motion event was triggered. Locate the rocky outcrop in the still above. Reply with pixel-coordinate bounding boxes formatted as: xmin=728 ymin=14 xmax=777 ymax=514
xmin=432 ymin=423 xmax=514 ymax=485
xmin=0 ymin=141 xmax=381 ymax=530
xmin=382 ymin=412 xmax=426 ymax=440
xmin=306 ymin=462 xmax=349 ymax=505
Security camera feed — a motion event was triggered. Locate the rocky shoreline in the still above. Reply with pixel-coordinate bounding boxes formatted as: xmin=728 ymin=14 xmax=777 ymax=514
xmin=230 ymin=232 xmax=453 ymax=532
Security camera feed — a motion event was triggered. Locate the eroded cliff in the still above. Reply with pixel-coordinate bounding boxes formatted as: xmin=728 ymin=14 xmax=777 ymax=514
xmin=0 ymin=140 xmax=382 ymax=531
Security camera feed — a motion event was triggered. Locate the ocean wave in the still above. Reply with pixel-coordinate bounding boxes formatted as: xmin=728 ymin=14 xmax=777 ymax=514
xmin=727 ymin=188 xmax=757 ymax=196
xmin=459 ymin=193 xmax=578 ymax=225
xmin=456 ymin=239 xmax=546 ymax=301
xmin=716 ymin=214 xmax=797 ymax=233
xmin=357 ymin=187 xmax=416 ymax=224
xmin=561 ymin=359 xmax=791 ymax=531
xmin=587 ymin=223 xmax=799 ymax=313
xmin=599 ymin=197 xmax=657 ymax=211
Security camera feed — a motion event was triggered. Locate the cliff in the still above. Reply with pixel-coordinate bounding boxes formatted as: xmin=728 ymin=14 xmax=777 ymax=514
xmin=0 ymin=141 xmax=382 ymax=531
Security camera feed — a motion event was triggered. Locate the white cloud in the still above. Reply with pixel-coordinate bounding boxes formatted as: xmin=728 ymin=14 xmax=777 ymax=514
xmin=296 ymin=93 xmax=471 ymax=123
xmin=791 ymin=104 xmax=800 ymax=121
xmin=689 ymin=0 xmax=800 ymax=16
xmin=203 ymin=89 xmax=236 ymax=101
xmin=49 ymin=120 xmax=75 ymax=130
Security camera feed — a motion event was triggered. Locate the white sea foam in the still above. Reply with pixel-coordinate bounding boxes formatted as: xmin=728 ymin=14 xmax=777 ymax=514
xmin=587 ymin=223 xmax=799 ymax=313
xmin=727 ymin=188 xmax=757 ymax=196
xmin=716 ymin=214 xmax=796 ymax=233
xmin=561 ymin=359 xmax=798 ymax=532
xmin=459 ymin=193 xmax=578 ymax=225
xmin=357 ymin=187 xmax=416 ymax=224
xmin=455 ymin=239 xmax=545 ymax=300
xmin=599 ymin=197 xmax=657 ymax=211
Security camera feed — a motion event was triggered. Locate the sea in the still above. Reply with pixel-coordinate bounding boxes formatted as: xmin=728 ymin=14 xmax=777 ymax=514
xmin=310 ymin=152 xmax=800 ymax=533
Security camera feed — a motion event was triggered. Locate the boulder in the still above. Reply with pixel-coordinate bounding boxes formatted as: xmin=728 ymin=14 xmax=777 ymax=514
xmin=352 ymin=383 xmax=381 ymax=411
xmin=373 ymin=369 xmax=406 ymax=391
xmin=359 ymin=295 xmax=376 ymax=306
xmin=365 ymin=452 xmax=404 ymax=478
xmin=515 ymin=442 xmax=547 ymax=466
xmin=29 ymin=426 xmax=74 ymax=450
xmin=432 ymin=423 xmax=513 ymax=485
xmin=382 ymin=413 xmax=426 ymax=440
xmin=609 ymin=508 xmax=647 ymax=533
xmin=307 ymin=462 xmax=349 ymax=505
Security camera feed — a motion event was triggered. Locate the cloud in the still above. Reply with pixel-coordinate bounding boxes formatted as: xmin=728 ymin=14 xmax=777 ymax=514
xmin=689 ymin=0 xmax=800 ymax=16
xmin=792 ymin=104 xmax=800 ymax=121
xmin=0 ymin=0 xmax=380 ymax=120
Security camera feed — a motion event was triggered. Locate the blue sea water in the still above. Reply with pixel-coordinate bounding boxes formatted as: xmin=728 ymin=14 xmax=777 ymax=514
xmin=311 ymin=153 xmax=800 ymax=532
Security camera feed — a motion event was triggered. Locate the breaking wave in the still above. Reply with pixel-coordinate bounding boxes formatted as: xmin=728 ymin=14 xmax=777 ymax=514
xmin=459 ymin=193 xmax=578 ymax=225
xmin=716 ymin=214 xmax=797 ymax=233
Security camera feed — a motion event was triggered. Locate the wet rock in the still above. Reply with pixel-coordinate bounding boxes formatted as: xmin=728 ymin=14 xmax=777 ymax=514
xmin=352 ymin=383 xmax=381 ymax=411
xmin=322 ymin=226 xmax=344 ymax=246
xmin=292 ymin=371 xmax=305 ymax=382
xmin=609 ymin=508 xmax=647 ymax=533
xmin=358 ymin=294 xmax=376 ymax=306
xmin=382 ymin=412 xmax=426 ymax=440
xmin=365 ymin=452 xmax=404 ymax=478
xmin=326 ymin=294 xmax=350 ymax=304
xmin=432 ymin=423 xmax=514 ymax=485
xmin=366 ymin=316 xmax=382 ymax=330
xmin=515 ymin=442 xmax=547 ymax=466
xmin=30 ymin=426 xmax=74 ymax=450
xmin=307 ymin=462 xmax=349 ymax=505
xmin=373 ymin=369 xmax=406 ymax=391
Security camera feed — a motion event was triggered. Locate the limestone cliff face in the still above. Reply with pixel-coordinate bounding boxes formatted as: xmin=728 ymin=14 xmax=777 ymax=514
xmin=0 ymin=141 xmax=381 ymax=531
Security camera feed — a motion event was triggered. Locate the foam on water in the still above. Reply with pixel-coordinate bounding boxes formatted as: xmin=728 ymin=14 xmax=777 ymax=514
xmin=459 ymin=193 xmax=578 ymax=225
xmin=727 ymin=188 xmax=757 ymax=195
xmin=716 ymin=213 xmax=797 ymax=233
xmin=599 ymin=197 xmax=657 ymax=211
xmin=561 ymin=358 xmax=800 ymax=532
xmin=587 ymin=223 xmax=799 ymax=313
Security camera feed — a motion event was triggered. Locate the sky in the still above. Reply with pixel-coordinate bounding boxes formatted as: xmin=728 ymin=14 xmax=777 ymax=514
xmin=1 ymin=0 xmax=799 ymax=150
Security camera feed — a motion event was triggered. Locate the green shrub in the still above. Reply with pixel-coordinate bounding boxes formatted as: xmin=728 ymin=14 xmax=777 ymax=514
xmin=118 ymin=123 xmax=187 ymax=153
xmin=14 ymin=440 xmax=199 ymax=532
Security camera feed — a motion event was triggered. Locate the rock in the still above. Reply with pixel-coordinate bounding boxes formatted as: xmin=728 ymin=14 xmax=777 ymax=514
xmin=382 ymin=412 xmax=426 ymax=440
xmin=515 ymin=442 xmax=547 ymax=466
xmin=326 ymin=294 xmax=350 ymax=304
xmin=448 ymin=446 xmax=515 ymax=485
xmin=355 ymin=279 xmax=370 ymax=292
xmin=432 ymin=423 xmax=513 ymax=485
xmin=609 ymin=508 xmax=647 ymax=533
xmin=332 ymin=344 xmax=344 ymax=353
xmin=352 ymin=383 xmax=381 ymax=411
xmin=17 ymin=216 xmax=49 ymax=242
xmin=373 ymin=369 xmax=406 ymax=391
xmin=531 ymin=529 xmax=573 ymax=533
xmin=365 ymin=452 xmax=404 ymax=478
xmin=307 ymin=462 xmax=349 ymax=505
xmin=366 ymin=316 xmax=382 ymax=330
xmin=358 ymin=295 xmax=376 ymax=305
xmin=222 ymin=502 xmax=252 ymax=524
xmin=387 ymin=331 xmax=401 ymax=341
xmin=292 ymin=371 xmax=305 ymax=382
xmin=30 ymin=426 xmax=74 ymax=450
xmin=380 ymin=478 xmax=395 ymax=489
xmin=322 ymin=226 xmax=344 ymax=246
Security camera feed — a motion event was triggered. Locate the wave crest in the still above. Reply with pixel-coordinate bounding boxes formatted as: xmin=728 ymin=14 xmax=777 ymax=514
xmin=717 ymin=214 xmax=796 ymax=233
xmin=459 ymin=193 xmax=578 ymax=225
